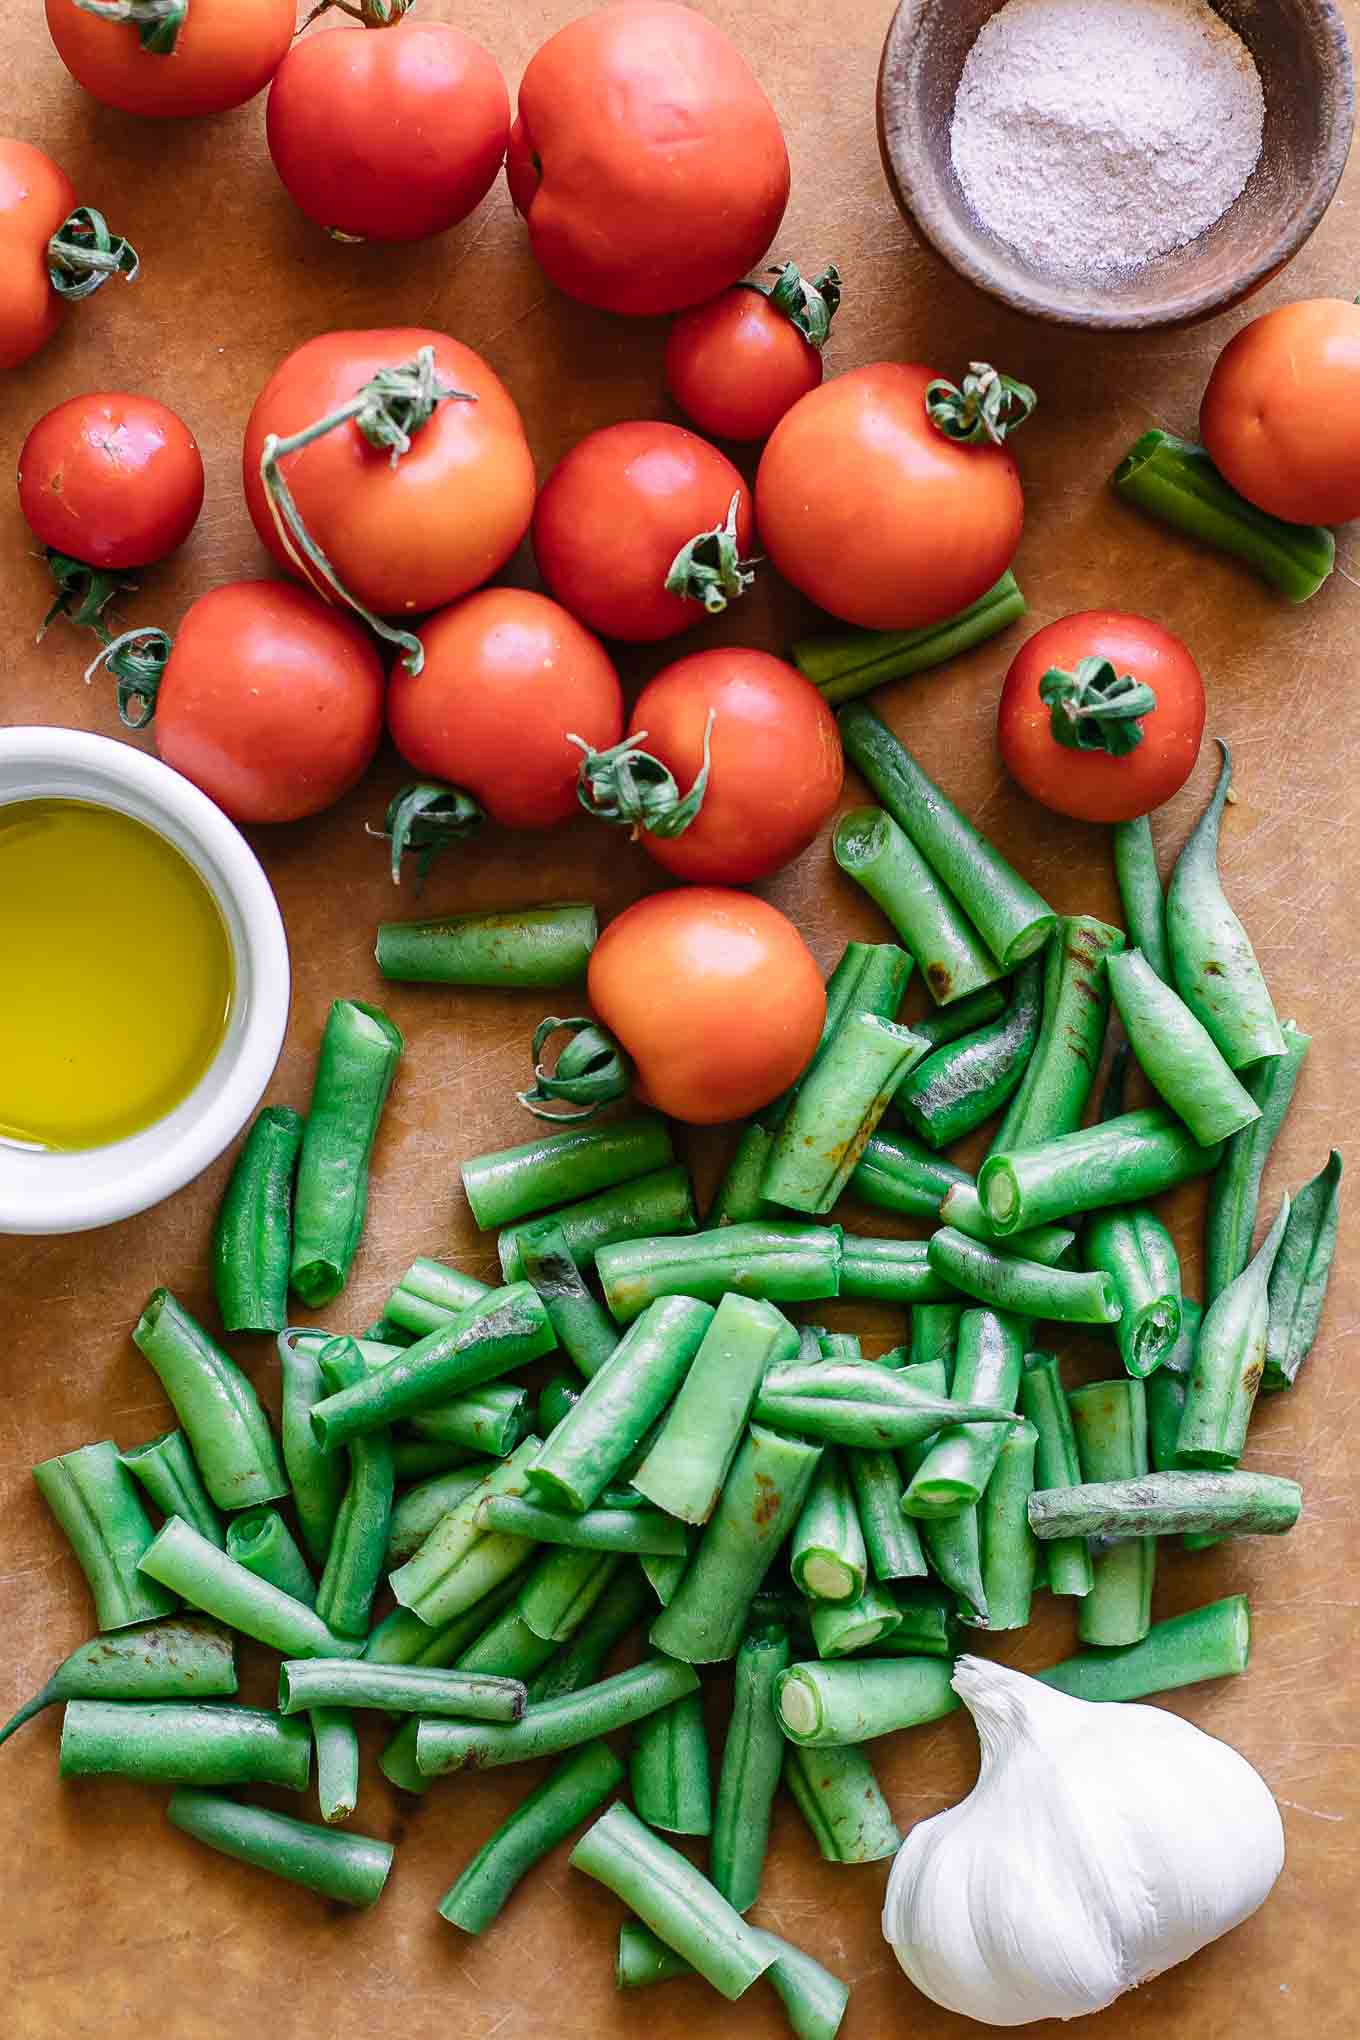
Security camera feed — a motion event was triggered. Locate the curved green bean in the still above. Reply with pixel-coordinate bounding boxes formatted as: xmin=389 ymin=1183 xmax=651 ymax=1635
xmin=213 ymin=1104 xmax=305 ymax=1334
xmin=1112 ymin=819 xmax=1170 ymax=985
xmin=1177 ymin=1198 xmax=1289 ymax=1466
xmin=226 ymin=1506 xmax=316 ymax=1606
xmin=1265 ymin=1151 xmax=1343 ymax=1390
xmin=1085 ymin=1206 xmax=1182 ymax=1376
xmin=992 ymin=916 xmax=1124 ymax=1152
xmin=0 ymin=1618 xmax=236 ymax=1751
xmin=711 ymin=1619 xmax=790 ymax=1912
xmin=167 ymin=1787 xmax=393 ymax=1907
xmin=290 ymin=999 xmax=403 ymax=1307
xmin=832 ymin=806 xmax=1004 ymax=1005
xmin=927 ymin=1228 xmax=1120 ymax=1324
xmin=440 ymin=1740 xmax=624 ymax=1934
xmin=1108 ymin=949 xmax=1260 ymax=1144
xmin=133 ymin=1290 xmax=287 ymax=1510
xmin=416 ymin=1657 xmax=699 ymax=1776
xmin=896 ymin=959 xmax=1041 ymax=1147
xmin=120 ymin=1429 xmax=225 ymax=1549
xmin=33 ymin=1441 xmax=176 ymax=1632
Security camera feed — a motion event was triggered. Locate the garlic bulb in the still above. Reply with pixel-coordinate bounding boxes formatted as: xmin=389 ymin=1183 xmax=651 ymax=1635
xmin=882 ymin=1656 xmax=1284 ymax=2026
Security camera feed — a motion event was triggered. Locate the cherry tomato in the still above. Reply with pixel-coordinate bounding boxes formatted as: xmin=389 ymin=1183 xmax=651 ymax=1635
xmin=756 ymin=363 xmax=1024 ymax=632
xmin=532 ymin=422 xmax=754 ymax=644
xmin=664 ymin=286 xmax=824 ymax=443
xmin=997 ymin=611 xmax=1205 ymax=825
xmin=506 ymin=2 xmax=789 ymax=316
xmin=588 ymin=889 xmax=825 ymax=1125
xmin=1200 ymin=299 xmax=1360 ymax=527
xmin=19 ymin=393 xmax=204 ymax=570
xmin=242 ymin=328 xmax=536 ymax=618
xmin=154 ymin=581 xmax=385 ymax=824
xmin=267 ymin=20 xmax=509 ymax=243
xmin=0 ymin=139 xmax=77 ymax=371
xmin=45 ymin=0 xmax=293 ymax=118
xmin=601 ymin=648 xmax=843 ymax=884
xmin=386 ymin=588 xmax=623 ymax=830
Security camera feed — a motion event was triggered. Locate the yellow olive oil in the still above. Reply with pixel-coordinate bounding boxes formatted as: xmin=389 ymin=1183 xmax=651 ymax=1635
xmin=0 ymin=798 xmax=233 ymax=1151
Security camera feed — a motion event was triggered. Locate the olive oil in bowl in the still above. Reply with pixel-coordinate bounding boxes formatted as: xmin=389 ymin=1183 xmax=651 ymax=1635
xmin=0 ymin=798 xmax=233 ymax=1150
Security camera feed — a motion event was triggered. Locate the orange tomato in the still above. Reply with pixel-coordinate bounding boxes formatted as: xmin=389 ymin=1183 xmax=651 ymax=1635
xmin=19 ymin=393 xmax=204 ymax=569
xmin=1200 ymin=298 xmax=1360 ymax=526
xmin=665 ymin=287 xmax=824 ymax=442
xmin=0 ymin=139 xmax=75 ymax=371
xmin=45 ymin=0 xmax=294 ymax=118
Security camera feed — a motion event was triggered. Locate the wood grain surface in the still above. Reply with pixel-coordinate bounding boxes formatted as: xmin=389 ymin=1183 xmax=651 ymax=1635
xmin=1 ymin=6 xmax=1356 ymax=2037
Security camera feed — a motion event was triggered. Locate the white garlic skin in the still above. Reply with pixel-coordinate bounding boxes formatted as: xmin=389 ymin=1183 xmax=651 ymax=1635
xmin=882 ymin=1656 xmax=1284 ymax=2026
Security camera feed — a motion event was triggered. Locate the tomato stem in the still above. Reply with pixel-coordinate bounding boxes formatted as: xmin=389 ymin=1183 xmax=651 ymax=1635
xmin=664 ymin=493 xmax=757 ymax=615
xmin=297 ymin=0 xmax=413 ymax=29
xmin=36 ymin=551 xmax=138 ymax=643
xmin=519 ymin=1017 xmax=633 ymax=1123
xmin=367 ymin=782 xmax=484 ymax=888
xmin=925 ymin=363 xmax=1036 ymax=447
xmin=571 ymin=711 xmax=714 ymax=840
xmin=1038 ymin=657 xmax=1156 ymax=757
xmin=73 ymin=0 xmax=186 ymax=55
xmin=84 ymin=628 xmax=173 ymax=731
xmin=757 ymin=263 xmax=842 ymax=348
xmin=47 ymin=208 xmax=140 ymax=302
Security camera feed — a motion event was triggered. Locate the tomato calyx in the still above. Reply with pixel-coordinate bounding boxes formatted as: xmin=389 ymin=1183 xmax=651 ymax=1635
xmin=571 ymin=710 xmax=714 ymax=841
xmin=925 ymin=362 xmax=1037 ymax=448
xmin=47 ymin=207 xmax=140 ymax=303
xmin=368 ymin=781 xmax=484 ymax=889
xmin=664 ymin=493 xmax=757 ymax=615
xmin=1039 ymin=656 xmax=1157 ymax=758
xmin=298 ymin=0 xmax=414 ymax=29
xmin=84 ymin=627 xmax=174 ymax=731
xmin=36 ymin=551 xmax=138 ymax=642
xmin=756 ymin=261 xmax=842 ymax=349
xmin=73 ymin=0 xmax=186 ymax=56
xmin=518 ymin=1016 xmax=633 ymax=1123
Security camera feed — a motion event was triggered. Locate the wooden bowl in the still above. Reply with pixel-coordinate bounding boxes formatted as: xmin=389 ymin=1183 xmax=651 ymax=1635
xmin=878 ymin=0 xmax=1354 ymax=330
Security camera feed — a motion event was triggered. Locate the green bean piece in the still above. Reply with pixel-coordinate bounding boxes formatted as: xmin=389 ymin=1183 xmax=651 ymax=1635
xmin=1018 ymin=1352 xmax=1093 ymax=1598
xmin=905 ymin=1309 xmax=1026 ymax=1517
xmin=777 ymin=1656 xmax=957 ymax=1744
xmin=790 ymin=1450 xmax=868 ymax=1603
xmin=312 ymin=1339 xmax=394 ymax=1638
xmin=0 ymin=1617 xmax=237 ymax=1750
xmin=763 ymin=1013 xmax=928 ymax=1215
xmin=979 ymin=1106 xmax=1222 ymax=1235
xmin=1039 ymin=1593 xmax=1251 ymax=1702
xmin=133 ymin=1290 xmax=287 ymax=1510
xmin=923 ymin=1505 xmax=988 ymax=1624
xmin=1145 ymin=1298 xmax=1202 ymax=1473
xmin=457 ymin=1600 xmax=561 ymax=1685
xmin=783 ymin=1741 xmax=901 ymax=1864
xmin=650 ymin=1426 xmax=824 ymax=1663
xmin=1085 ymin=1206 xmax=1183 ymax=1376
xmin=279 ymin=1658 xmax=525 ymax=1720
xmin=640 ymin=1541 xmax=690 ymax=1607
xmin=1107 ymin=949 xmax=1261 ymax=1145
xmin=139 ymin=1517 xmax=362 ymax=1659
xmin=809 ymin=1580 xmax=904 ymax=1657
xmin=1167 ymin=740 xmax=1286 ymax=1069
xmin=383 ymin=1256 xmax=492 ymax=1339
xmin=376 ymin=902 xmax=597 ymax=987
xmin=794 ymin=569 xmax=1026 ymax=703
xmin=528 ymin=1564 xmax=651 ymax=1703
xmin=992 ymin=917 xmax=1124 ymax=1154
xmin=630 ymin=1691 xmax=711 ymax=1835
xmin=709 ymin=1123 xmax=778 ymax=1226
xmin=537 ymin=1371 xmax=582 ymax=1436
xmin=119 ymin=1429 xmax=225 ymax=1549
xmin=616 ymin=1920 xmax=692 ymax=1987
xmin=1111 ymin=429 xmax=1334 ymax=600
xmin=760 ymin=941 xmax=910 ymax=1138
xmin=33 ymin=1441 xmax=177 ymax=1632
xmin=757 ymin=1360 xmax=1017 ymax=1452
xmin=624 ymin=1921 xmax=852 ymax=2040
xmin=927 ymin=1228 xmax=1121 ymax=1325
xmin=514 ymin=1220 xmax=619 ymax=1380
xmin=462 ymin=1116 xmax=673 ymax=1230
xmin=364 ymin=1575 xmax=524 ymax=1671
xmin=380 ymin=1717 xmax=431 ymax=1793
xmin=976 ymin=1419 xmax=1039 ymax=1631
xmin=711 ymin=1620 xmax=790 ymax=1912
xmin=390 ymin=1439 xmax=479 ymax=1482
xmin=848 ymin=1128 xmax=970 ymax=1220
xmin=1030 ymin=1468 xmax=1302 ymax=1541
xmin=911 ymin=984 xmax=1011 ymax=1051
xmin=289 ymin=999 xmax=403 ymax=1307
xmin=848 ymin=1446 xmax=925 ymax=1582
xmin=499 ymin=1165 xmax=697 ymax=1284
xmin=363 ymin=1315 xmax=415 ymax=1344
xmin=312 ymin=1708 xmax=359 ymax=1824
xmin=909 ymin=1305 xmax=962 ymax=1380
xmin=309 ymin=1284 xmax=556 ymax=1452
xmin=480 ymin=1495 xmax=687 ymax=1558
xmin=1070 ymin=1379 xmax=1153 ymax=1646
xmin=277 ymin=1330 xmax=347 ymax=1568
xmin=897 ymin=959 xmax=1042 ymax=1147
xmin=598 ymin=1222 xmax=841 ymax=1323
xmin=387 ymin=1466 xmax=492 ymax=1566
xmin=226 ymin=1506 xmax=317 ymax=1606
xmin=935 ymin=1185 xmax=1076 ymax=1267
xmin=838 ymin=703 xmax=1057 ymax=968
xmin=167 ymin=1787 xmax=393 ymax=1907
xmin=833 ymin=807 xmax=1006 ymax=1006
xmin=874 ymin=1581 xmax=960 ymax=1658
xmin=61 ymin=1699 xmax=311 ymax=1790
xmin=1265 ymin=1151 xmax=1343 ymax=1390
xmin=1112 ymin=818 xmax=1170 ymax=984
xmin=388 ymin=1438 xmax=542 ymax=1628
xmin=838 ymin=1234 xmax=957 ymax=1304
xmin=518 ymin=1548 xmax=620 ymax=1644
xmin=213 ymin=1105 xmax=305 ymax=1334
xmin=1206 ymin=1021 xmax=1310 ymax=1307
xmin=404 ymin=1383 xmax=533 ymax=1457
xmin=1177 ymin=1199 xmax=1289 ymax=1467
xmin=417 ymin=1657 xmax=700 ymax=1776
xmin=440 ymin=1740 xmax=624 ymax=1935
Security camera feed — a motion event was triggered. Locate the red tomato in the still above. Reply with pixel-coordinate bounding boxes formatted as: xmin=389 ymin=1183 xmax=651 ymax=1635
xmin=665 ymin=287 xmax=824 ymax=442
xmin=0 ymin=140 xmax=76 ymax=370
xmin=506 ymin=2 xmax=789 ymax=316
xmin=1201 ymin=299 xmax=1360 ymax=526
xmin=756 ymin=363 xmax=1024 ymax=632
xmin=588 ymin=889 xmax=825 ymax=1125
xmin=386 ymin=587 xmax=623 ymax=830
xmin=532 ymin=422 xmax=754 ymax=644
xmin=19 ymin=393 xmax=204 ymax=570
xmin=997 ymin=611 xmax=1205 ymax=824
xmin=603 ymin=648 xmax=843 ymax=883
xmin=242 ymin=329 xmax=536 ymax=618
xmin=155 ymin=581 xmax=385 ymax=824
xmin=46 ymin=0 xmax=293 ymax=117
xmin=266 ymin=21 xmax=509 ymax=243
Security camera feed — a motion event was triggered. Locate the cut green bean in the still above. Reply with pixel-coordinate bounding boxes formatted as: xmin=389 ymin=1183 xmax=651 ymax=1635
xmin=1071 ymin=1379 xmax=1153 ymax=1646
xmin=278 ymin=1329 xmax=346 ymax=1568
xmin=482 ymin=1495 xmax=685 ymax=1557
xmin=167 ymin=1787 xmax=393 ymax=1907
xmin=0 ymin=1617 xmax=236 ymax=1750
xmin=911 ymin=984 xmax=1011 ymax=1051
xmin=909 ymin=1305 xmax=962 ymax=1379
xmin=404 ymin=1382 xmax=533 ymax=1457
xmin=364 ymin=1575 xmax=524 ymax=1671
xmin=499 ymin=1165 xmax=697 ymax=1284
xmin=777 ymin=1655 xmax=956 ymax=1744
xmin=639 ymin=1542 xmax=690 ymax=1607
xmin=139 ymin=1517 xmax=363 ymax=1659
xmin=614 ymin=1916 xmax=851 ymax=2040
xmin=518 ymin=1548 xmax=619 ymax=1644
xmin=979 ymin=1107 xmax=1222 ymax=1235
xmin=631 ymin=1691 xmax=711 ymax=1835
xmin=417 ymin=1656 xmax=700 ymax=1776
xmin=376 ymin=902 xmax=597 ymax=987
xmin=832 ymin=807 xmax=1005 ymax=1006
xmin=33 ymin=1441 xmax=177 ymax=1632
xmin=839 ymin=1233 xmax=957 ymax=1304
xmin=390 ymin=1440 xmax=478 ymax=1482
xmin=226 ymin=1506 xmax=317 ymax=1606
xmin=709 ymin=1123 xmax=778 ymax=1226
xmin=119 ymin=1429 xmax=224 ymax=1547
xmin=794 ymin=569 xmax=1026 ymax=703
xmin=599 ymin=1222 xmax=840 ymax=1322
xmin=1177 ymin=1198 xmax=1289 ymax=1466
xmin=905 ymin=1308 xmax=1026 ymax=1516
xmin=457 ymin=1597 xmax=562 ymax=1683
xmin=927 ymin=1228 xmax=1120 ymax=1324
xmin=764 ymin=941 xmax=914 ymax=1132
xmin=784 ymin=1742 xmax=902 ymax=1863
xmin=515 ymin=1220 xmax=620 ymax=1380
xmin=383 ymin=1257 xmax=492 ymax=1339
xmin=1146 ymin=1298 xmax=1202 ymax=1473
xmin=1038 ymin=1593 xmax=1251 ymax=1701
xmin=279 ymin=1658 xmax=525 ymax=1720
xmin=289 ymin=999 xmax=402 ymax=1307
xmin=462 ymin=1116 xmax=673 ymax=1230
xmin=386 ymin=1466 xmax=493 ymax=1566
xmin=1265 ymin=1151 xmax=1343 ymax=1390
xmin=631 ymin=1294 xmax=797 ymax=1524
xmin=922 ymin=1506 xmax=987 ymax=1625
xmin=616 ymin=1920 xmax=692 ymax=1987
xmin=61 ymin=1699 xmax=310 ymax=1790
xmin=1206 ymin=1020 xmax=1309 ymax=1307
xmin=1085 ymin=1206 xmax=1182 ymax=1377
xmin=213 ymin=1105 xmax=305 ymax=1334
xmin=1113 ymin=818 xmax=1170 ymax=985
xmin=874 ymin=1581 xmax=960 ymax=1658
xmin=791 ymin=1450 xmax=867 ymax=1603
xmin=1018 ymin=1352 xmax=1093 ymax=1598
xmin=440 ymin=1740 xmax=624 ymax=1934
xmin=528 ymin=1564 xmax=651 ymax=1703
xmin=133 ymin=1290 xmax=287 ymax=1510
xmin=312 ymin=1709 xmax=359 ymax=1824
xmin=763 ymin=1012 xmax=928 ymax=1215
xmin=936 ymin=1185 xmax=1076 ymax=1267
xmin=711 ymin=1618 xmax=790 ymax=1912
xmin=757 ymin=1361 xmax=1016 ymax=1452
xmin=897 ymin=959 xmax=1042 ymax=1147
xmin=848 ymin=1128 xmax=970 ymax=1221
xmin=388 ymin=1438 xmax=542 ymax=1628
xmin=977 ymin=1418 xmax=1039 ymax=1630
xmin=1108 ymin=948 xmax=1260 ymax=1145
xmin=313 ymin=1339 xmax=393 ymax=1639
xmin=650 ymin=1426 xmax=824 ymax=1663
xmin=992 ymin=917 xmax=1124 ymax=1152
xmin=809 ymin=1580 xmax=903 ymax=1657
xmin=848 ymin=1447 xmax=925 ymax=1582
xmin=838 ymin=703 xmax=1056 ymax=968
xmin=1030 ymin=1469 xmax=1301 ymax=1541
xmin=537 ymin=1372 xmax=582 ymax=1436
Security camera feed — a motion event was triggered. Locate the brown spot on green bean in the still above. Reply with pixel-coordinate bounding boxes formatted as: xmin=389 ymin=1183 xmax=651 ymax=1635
xmin=752 ymin=1472 xmax=780 ymax=1528
xmin=926 ymin=965 xmax=954 ymax=1000
xmin=1204 ymin=962 xmax=1225 ymax=977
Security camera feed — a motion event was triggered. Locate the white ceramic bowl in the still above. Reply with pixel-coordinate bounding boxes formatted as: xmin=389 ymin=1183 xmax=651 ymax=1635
xmin=0 ymin=728 xmax=290 ymax=1235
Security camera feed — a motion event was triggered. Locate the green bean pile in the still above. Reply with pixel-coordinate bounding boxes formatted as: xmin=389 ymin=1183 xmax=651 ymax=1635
xmin=8 ymin=721 xmax=1339 ymax=2032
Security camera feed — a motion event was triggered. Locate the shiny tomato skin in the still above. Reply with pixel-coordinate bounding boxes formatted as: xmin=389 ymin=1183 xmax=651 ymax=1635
xmin=532 ymin=422 xmax=753 ymax=643
xmin=386 ymin=587 xmax=623 ymax=830
xmin=664 ymin=288 xmax=823 ymax=442
xmin=507 ymin=2 xmax=789 ymax=316
xmin=155 ymin=581 xmax=385 ymax=824
xmin=19 ymin=393 xmax=204 ymax=569
xmin=997 ymin=611 xmax=1205 ymax=825
xmin=756 ymin=363 xmax=1023 ymax=632
xmin=1200 ymin=299 xmax=1360 ymax=526
xmin=266 ymin=22 xmax=509 ymax=243
xmin=588 ymin=888 xmax=825 ymax=1125
xmin=45 ymin=0 xmax=294 ymax=117
xmin=242 ymin=329 xmax=536 ymax=618
xmin=0 ymin=140 xmax=74 ymax=371
xmin=626 ymin=648 xmax=842 ymax=883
